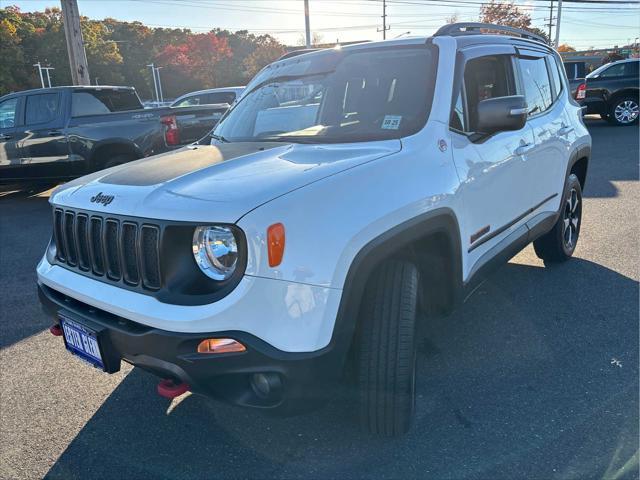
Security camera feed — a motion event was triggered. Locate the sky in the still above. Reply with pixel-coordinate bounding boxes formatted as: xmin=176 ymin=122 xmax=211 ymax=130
xmin=4 ymin=0 xmax=640 ymax=50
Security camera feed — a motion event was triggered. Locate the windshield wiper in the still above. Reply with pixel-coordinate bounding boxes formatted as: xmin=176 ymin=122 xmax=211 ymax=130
xmin=210 ymin=133 xmax=230 ymax=143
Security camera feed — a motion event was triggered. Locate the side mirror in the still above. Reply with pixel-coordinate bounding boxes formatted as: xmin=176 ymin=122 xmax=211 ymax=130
xmin=476 ymin=95 xmax=528 ymax=135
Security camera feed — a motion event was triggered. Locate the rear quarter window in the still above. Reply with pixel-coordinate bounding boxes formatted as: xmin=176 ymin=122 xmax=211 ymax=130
xmin=517 ymin=56 xmax=553 ymax=115
xmin=72 ymin=90 xmax=142 ymax=117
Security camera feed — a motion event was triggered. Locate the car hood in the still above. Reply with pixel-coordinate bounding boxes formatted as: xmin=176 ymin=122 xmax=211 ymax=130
xmin=51 ymin=140 xmax=401 ymax=223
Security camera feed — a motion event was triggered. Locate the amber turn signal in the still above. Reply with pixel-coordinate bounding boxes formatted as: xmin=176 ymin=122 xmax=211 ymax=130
xmin=267 ymin=223 xmax=285 ymax=267
xmin=197 ymin=338 xmax=246 ymax=354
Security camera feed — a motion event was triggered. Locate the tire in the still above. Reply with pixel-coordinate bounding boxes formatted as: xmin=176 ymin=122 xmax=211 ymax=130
xmin=606 ymin=96 xmax=639 ymax=126
xmin=533 ymin=174 xmax=583 ymax=263
xmin=101 ymin=154 xmax=136 ymax=171
xmin=356 ymin=260 xmax=419 ymax=436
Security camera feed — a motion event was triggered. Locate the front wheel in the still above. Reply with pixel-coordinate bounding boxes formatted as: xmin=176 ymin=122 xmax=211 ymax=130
xmin=533 ymin=174 xmax=583 ymax=262
xmin=606 ymin=96 xmax=639 ymax=126
xmin=355 ymin=260 xmax=419 ymax=436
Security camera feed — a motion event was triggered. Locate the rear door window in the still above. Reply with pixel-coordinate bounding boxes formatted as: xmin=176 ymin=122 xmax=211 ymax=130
xmin=517 ymin=57 xmax=553 ymax=116
xmin=207 ymin=92 xmax=236 ymax=104
xmin=25 ymin=93 xmax=60 ymax=125
xmin=174 ymin=95 xmax=206 ymax=107
xmin=72 ymin=89 xmax=141 ymax=116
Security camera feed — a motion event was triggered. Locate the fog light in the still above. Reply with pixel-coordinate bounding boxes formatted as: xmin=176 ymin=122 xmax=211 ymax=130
xmin=250 ymin=373 xmax=282 ymax=399
xmin=197 ymin=338 xmax=246 ymax=354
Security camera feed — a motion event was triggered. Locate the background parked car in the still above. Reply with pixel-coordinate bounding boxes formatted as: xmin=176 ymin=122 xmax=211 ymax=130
xmin=577 ymin=58 xmax=639 ymax=126
xmin=0 ymin=86 xmax=228 ymax=186
xmin=563 ymin=60 xmax=587 ymax=99
xmin=171 ymin=86 xmax=245 ymax=108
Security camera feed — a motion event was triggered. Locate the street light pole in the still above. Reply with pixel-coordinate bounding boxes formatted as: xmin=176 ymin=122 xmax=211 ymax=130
xmin=33 ymin=62 xmax=45 ymax=88
xmin=43 ymin=67 xmax=55 ymax=87
xmin=155 ymin=66 xmax=164 ymax=104
xmin=147 ymin=63 xmax=159 ymax=104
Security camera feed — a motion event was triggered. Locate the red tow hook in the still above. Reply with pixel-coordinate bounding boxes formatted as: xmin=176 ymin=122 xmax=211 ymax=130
xmin=49 ymin=324 xmax=63 ymax=336
xmin=157 ymin=379 xmax=190 ymax=399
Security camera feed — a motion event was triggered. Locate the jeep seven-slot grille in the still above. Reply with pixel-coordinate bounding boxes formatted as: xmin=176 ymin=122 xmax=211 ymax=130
xmin=53 ymin=209 xmax=161 ymax=290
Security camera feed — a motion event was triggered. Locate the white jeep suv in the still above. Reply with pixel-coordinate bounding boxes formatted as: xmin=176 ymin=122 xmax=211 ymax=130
xmin=37 ymin=23 xmax=591 ymax=436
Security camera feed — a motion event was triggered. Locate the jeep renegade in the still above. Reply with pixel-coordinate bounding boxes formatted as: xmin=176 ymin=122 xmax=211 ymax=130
xmin=37 ymin=23 xmax=591 ymax=436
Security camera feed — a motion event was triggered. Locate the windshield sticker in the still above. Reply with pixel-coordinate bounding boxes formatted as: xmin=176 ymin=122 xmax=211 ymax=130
xmin=381 ymin=115 xmax=402 ymax=130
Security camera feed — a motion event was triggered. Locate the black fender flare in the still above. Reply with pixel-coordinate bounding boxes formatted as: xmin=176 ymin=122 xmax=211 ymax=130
xmin=566 ymin=142 xmax=591 ymax=189
xmin=325 ymin=207 xmax=463 ymax=371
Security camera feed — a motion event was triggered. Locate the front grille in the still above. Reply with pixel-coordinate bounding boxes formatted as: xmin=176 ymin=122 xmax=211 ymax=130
xmin=53 ymin=208 xmax=161 ymax=290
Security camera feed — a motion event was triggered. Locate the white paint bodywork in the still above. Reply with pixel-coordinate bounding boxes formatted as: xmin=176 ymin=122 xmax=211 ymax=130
xmin=38 ymin=36 xmax=591 ymax=353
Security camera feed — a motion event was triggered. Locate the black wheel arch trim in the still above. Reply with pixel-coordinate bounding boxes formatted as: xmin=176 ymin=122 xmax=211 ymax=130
xmin=329 ymin=208 xmax=463 ymax=368
xmin=567 ymin=142 xmax=591 ymax=189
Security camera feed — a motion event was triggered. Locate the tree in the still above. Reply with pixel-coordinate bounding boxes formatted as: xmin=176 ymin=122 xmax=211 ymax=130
xmin=244 ymin=35 xmax=286 ymax=78
xmin=0 ymin=6 xmax=288 ymax=98
xmin=479 ymin=1 xmax=549 ymax=43
xmin=156 ymin=32 xmax=232 ymax=96
xmin=557 ymin=43 xmax=576 ymax=53
xmin=601 ymin=52 xmax=624 ymax=65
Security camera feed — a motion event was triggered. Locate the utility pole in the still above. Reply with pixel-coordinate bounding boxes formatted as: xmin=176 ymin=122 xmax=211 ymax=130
xmin=546 ymin=0 xmax=555 ymax=43
xmin=554 ymin=0 xmax=563 ymax=47
xmin=147 ymin=63 xmax=160 ymax=104
xmin=42 ymin=67 xmax=55 ymax=88
xmin=33 ymin=62 xmax=45 ymax=88
xmin=304 ymin=0 xmax=311 ymax=48
xmin=377 ymin=0 xmax=390 ymax=40
xmin=61 ymin=0 xmax=90 ymax=85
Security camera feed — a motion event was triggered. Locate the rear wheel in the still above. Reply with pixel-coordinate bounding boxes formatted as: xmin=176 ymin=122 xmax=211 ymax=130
xmin=533 ymin=174 xmax=582 ymax=262
xmin=606 ymin=96 xmax=639 ymax=126
xmin=356 ymin=260 xmax=419 ymax=436
xmin=101 ymin=153 xmax=136 ymax=171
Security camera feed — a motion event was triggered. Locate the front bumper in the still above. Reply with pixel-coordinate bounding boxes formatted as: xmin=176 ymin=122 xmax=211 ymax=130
xmin=39 ymin=283 xmax=347 ymax=410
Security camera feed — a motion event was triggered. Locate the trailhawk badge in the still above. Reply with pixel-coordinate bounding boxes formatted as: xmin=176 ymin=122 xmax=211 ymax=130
xmin=90 ymin=192 xmax=115 ymax=206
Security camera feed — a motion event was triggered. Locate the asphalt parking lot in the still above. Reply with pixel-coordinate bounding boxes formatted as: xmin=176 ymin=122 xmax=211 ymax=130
xmin=0 ymin=118 xmax=638 ymax=480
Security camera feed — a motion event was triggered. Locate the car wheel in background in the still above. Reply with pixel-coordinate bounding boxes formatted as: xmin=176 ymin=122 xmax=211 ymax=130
xmin=102 ymin=154 xmax=137 ymax=171
xmin=534 ymin=173 xmax=583 ymax=263
xmin=606 ymin=96 xmax=639 ymax=126
xmin=356 ymin=260 xmax=419 ymax=436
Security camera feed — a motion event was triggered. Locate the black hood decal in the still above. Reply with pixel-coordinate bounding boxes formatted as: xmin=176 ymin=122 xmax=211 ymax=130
xmin=99 ymin=142 xmax=286 ymax=187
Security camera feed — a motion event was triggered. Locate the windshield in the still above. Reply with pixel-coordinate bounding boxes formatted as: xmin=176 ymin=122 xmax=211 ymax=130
xmin=212 ymin=46 xmax=437 ymax=144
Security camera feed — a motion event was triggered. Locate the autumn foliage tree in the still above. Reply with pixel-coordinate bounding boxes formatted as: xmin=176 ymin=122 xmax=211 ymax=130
xmin=557 ymin=43 xmax=576 ymax=53
xmin=156 ymin=32 xmax=232 ymax=92
xmin=479 ymin=1 xmax=549 ymax=43
xmin=1 ymin=5 xmax=288 ymax=98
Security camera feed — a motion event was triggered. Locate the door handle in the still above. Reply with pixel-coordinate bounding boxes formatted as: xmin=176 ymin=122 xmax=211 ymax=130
xmin=0 ymin=134 xmax=12 ymax=140
xmin=514 ymin=143 xmax=533 ymax=156
xmin=558 ymin=126 xmax=574 ymax=136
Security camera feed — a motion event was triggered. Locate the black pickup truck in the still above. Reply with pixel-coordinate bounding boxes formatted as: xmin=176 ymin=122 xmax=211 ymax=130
xmin=576 ymin=58 xmax=639 ymax=126
xmin=0 ymin=86 xmax=228 ymax=185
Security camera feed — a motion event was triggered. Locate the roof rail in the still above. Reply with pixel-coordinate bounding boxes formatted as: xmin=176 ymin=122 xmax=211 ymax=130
xmin=434 ymin=22 xmax=547 ymax=45
xmin=278 ymin=48 xmax=320 ymax=61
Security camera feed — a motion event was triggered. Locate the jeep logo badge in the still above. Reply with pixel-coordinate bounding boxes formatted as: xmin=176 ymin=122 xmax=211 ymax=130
xmin=90 ymin=192 xmax=114 ymax=206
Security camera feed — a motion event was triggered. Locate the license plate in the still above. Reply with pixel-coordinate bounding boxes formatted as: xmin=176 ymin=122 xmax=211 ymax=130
xmin=60 ymin=315 xmax=105 ymax=369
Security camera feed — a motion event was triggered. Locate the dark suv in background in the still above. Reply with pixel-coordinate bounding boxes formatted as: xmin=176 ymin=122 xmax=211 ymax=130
xmin=576 ymin=58 xmax=639 ymax=126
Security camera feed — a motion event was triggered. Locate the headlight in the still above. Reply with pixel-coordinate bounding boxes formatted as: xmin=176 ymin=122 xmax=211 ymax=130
xmin=192 ymin=226 xmax=239 ymax=281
